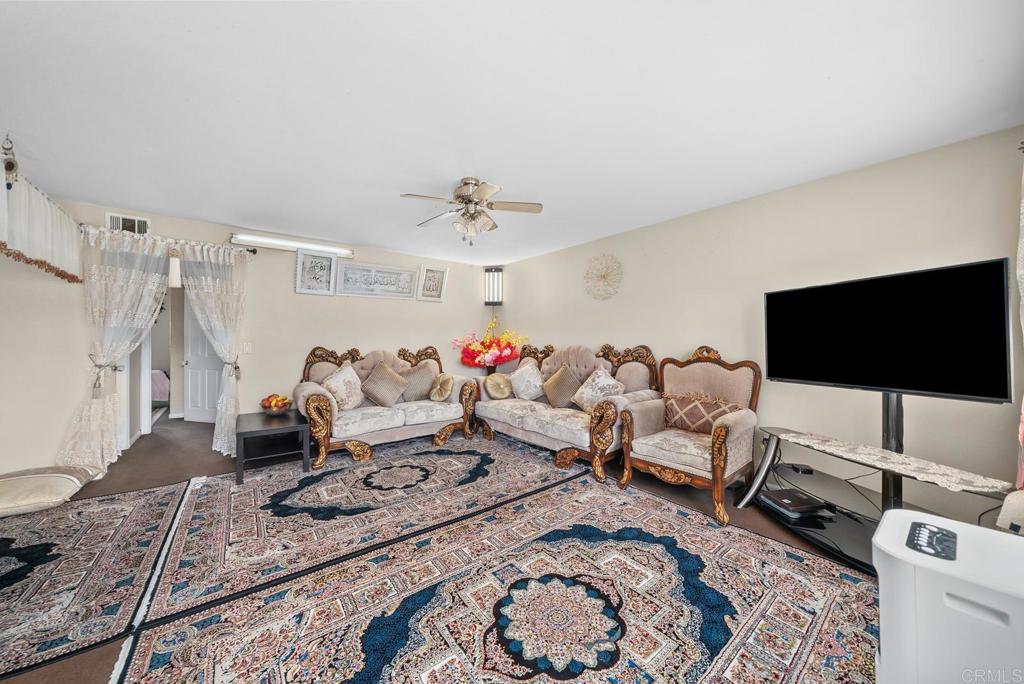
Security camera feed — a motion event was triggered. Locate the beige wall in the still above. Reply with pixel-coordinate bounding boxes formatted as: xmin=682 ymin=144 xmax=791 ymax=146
xmin=0 ymin=205 xmax=487 ymax=473
xmin=503 ymin=126 xmax=1024 ymax=523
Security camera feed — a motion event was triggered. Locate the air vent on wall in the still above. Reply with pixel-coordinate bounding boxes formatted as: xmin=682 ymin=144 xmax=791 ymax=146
xmin=107 ymin=212 xmax=150 ymax=234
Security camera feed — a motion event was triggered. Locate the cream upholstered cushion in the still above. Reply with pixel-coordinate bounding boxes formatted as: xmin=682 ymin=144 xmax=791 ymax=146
xmin=293 ymin=381 xmax=339 ymax=418
xmin=362 ymin=363 xmax=409 ymax=407
xmin=539 ymin=345 xmax=612 ymax=382
xmin=662 ymin=362 xmax=756 ymax=408
xmin=521 ymin=407 xmax=591 ymax=448
xmin=630 ymin=426 xmax=754 ymax=479
xmin=430 ymin=373 xmax=455 ymax=401
xmin=543 ymin=365 xmax=582 ymax=408
xmin=483 ymin=373 xmax=513 ymax=400
xmin=476 ymin=398 xmax=548 ymax=428
xmin=331 ymin=406 xmax=405 ymax=438
xmin=510 ymin=362 xmax=544 ymax=400
xmin=322 ymin=362 xmax=363 ymax=410
xmin=572 ymin=368 xmax=625 ymax=413
xmin=0 ymin=467 xmax=91 ymax=517
xmin=664 ymin=392 xmax=742 ymax=434
xmin=614 ymin=361 xmax=652 ymax=393
xmin=307 ymin=361 xmax=341 ymax=384
xmin=400 ymin=362 xmax=437 ymax=402
xmin=397 ymin=400 xmax=462 ymax=425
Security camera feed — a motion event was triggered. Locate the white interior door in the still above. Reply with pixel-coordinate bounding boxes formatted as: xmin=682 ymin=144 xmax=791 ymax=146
xmin=184 ymin=297 xmax=221 ymax=423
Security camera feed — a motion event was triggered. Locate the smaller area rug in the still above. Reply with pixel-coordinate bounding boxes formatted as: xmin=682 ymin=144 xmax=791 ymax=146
xmin=145 ymin=436 xmax=582 ymax=621
xmin=123 ymin=477 xmax=878 ymax=683
xmin=0 ymin=482 xmax=186 ymax=677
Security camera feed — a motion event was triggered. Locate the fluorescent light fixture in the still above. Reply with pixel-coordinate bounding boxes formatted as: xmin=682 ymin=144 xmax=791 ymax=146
xmin=484 ymin=266 xmax=503 ymax=306
xmin=230 ymin=233 xmax=354 ymax=257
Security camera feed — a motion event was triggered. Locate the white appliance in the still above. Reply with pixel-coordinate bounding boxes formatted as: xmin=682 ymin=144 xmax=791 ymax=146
xmin=873 ymin=509 xmax=1024 ymax=684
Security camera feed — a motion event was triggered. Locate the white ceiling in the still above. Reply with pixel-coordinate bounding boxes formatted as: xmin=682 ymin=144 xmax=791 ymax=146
xmin=1 ymin=1 xmax=1022 ymax=265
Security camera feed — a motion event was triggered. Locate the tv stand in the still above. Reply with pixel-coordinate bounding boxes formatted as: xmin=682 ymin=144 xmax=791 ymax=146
xmin=736 ymin=398 xmax=1013 ymax=571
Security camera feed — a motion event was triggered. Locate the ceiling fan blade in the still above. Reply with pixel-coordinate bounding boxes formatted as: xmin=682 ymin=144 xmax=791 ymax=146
xmin=486 ymin=201 xmax=543 ymax=214
xmin=417 ymin=209 xmax=461 ymax=227
xmin=401 ymin=193 xmax=458 ymax=204
xmin=471 ymin=181 xmax=502 ymax=202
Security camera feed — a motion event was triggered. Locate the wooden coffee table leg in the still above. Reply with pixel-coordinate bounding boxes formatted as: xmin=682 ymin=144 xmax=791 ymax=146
xmin=236 ymin=434 xmax=245 ymax=485
xmin=302 ymin=428 xmax=310 ymax=472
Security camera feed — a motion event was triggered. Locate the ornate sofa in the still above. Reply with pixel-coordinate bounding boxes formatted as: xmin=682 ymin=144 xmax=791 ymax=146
xmin=292 ymin=346 xmax=477 ymax=468
xmin=618 ymin=346 xmax=762 ymax=525
xmin=472 ymin=344 xmax=660 ymax=481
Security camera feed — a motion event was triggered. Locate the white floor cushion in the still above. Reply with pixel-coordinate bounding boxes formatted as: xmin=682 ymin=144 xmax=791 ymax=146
xmin=397 ymin=400 xmax=462 ymax=426
xmin=331 ymin=406 xmax=405 ymax=439
xmin=0 ymin=467 xmax=92 ymax=518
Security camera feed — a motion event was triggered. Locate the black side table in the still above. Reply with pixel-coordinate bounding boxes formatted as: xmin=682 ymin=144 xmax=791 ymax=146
xmin=235 ymin=410 xmax=310 ymax=484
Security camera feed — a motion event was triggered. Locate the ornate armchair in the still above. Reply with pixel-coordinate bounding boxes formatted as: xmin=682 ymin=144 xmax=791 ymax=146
xmin=618 ymin=346 xmax=762 ymax=525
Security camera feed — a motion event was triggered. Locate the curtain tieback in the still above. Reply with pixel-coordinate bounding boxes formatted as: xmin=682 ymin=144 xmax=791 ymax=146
xmin=225 ymin=359 xmax=241 ymax=380
xmin=89 ymin=354 xmax=123 ymax=398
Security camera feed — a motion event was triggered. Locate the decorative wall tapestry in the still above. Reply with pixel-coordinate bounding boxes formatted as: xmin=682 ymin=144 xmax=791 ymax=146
xmin=417 ymin=264 xmax=449 ymax=302
xmin=337 ymin=260 xmax=418 ymax=299
xmin=584 ymin=253 xmax=623 ymax=300
xmin=294 ymin=248 xmax=336 ymax=295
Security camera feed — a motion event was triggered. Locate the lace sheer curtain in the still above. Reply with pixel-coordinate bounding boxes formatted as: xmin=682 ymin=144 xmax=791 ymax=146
xmin=1017 ymin=162 xmax=1024 ymax=489
xmin=180 ymin=243 xmax=250 ymax=455
xmin=56 ymin=227 xmax=169 ymax=476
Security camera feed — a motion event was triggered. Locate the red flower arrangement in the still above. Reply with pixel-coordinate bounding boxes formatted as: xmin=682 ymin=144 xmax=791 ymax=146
xmin=452 ymin=315 xmax=526 ymax=369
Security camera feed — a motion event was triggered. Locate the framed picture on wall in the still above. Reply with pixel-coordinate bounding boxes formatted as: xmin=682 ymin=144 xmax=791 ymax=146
xmin=295 ymin=249 xmax=337 ymax=295
xmin=417 ymin=265 xmax=449 ymax=303
xmin=336 ymin=260 xmax=418 ymax=299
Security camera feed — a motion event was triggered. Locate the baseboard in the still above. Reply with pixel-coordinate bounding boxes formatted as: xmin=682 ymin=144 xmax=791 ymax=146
xmin=129 ymin=430 xmax=143 ymax=447
xmin=168 ymin=412 xmax=184 ymax=419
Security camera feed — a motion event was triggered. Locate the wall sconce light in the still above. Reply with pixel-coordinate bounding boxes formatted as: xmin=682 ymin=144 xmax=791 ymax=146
xmin=484 ymin=266 xmax=503 ymax=306
xmin=168 ymin=256 xmax=182 ymax=288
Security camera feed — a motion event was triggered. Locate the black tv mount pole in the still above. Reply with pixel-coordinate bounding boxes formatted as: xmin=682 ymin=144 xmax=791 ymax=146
xmin=881 ymin=391 xmax=904 ymax=509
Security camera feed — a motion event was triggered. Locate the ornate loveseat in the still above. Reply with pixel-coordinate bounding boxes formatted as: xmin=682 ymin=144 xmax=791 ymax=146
xmin=472 ymin=344 xmax=660 ymax=480
xmin=292 ymin=346 xmax=476 ymax=468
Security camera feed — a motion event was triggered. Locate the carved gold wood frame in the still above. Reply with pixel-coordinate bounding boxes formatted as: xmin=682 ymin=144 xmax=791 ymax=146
xmin=398 ymin=346 xmax=443 ymax=372
xmin=552 ymin=399 xmax=618 ymax=482
xmin=619 ymin=345 xmax=762 ymax=526
xmin=301 ymin=346 xmax=363 ymax=382
xmin=433 ymin=381 xmax=495 ymax=446
xmin=519 ymin=344 xmax=555 ymax=367
xmin=596 ymin=343 xmax=659 ymax=390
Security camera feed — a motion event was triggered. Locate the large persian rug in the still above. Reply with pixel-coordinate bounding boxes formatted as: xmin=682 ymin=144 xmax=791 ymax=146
xmin=0 ymin=482 xmax=187 ymax=677
xmin=145 ymin=437 xmax=583 ymax=622
xmin=122 ymin=476 xmax=878 ymax=683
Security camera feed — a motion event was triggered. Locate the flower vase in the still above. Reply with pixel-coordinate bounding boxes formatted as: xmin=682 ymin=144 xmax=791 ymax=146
xmin=485 ymin=365 xmax=497 ymax=376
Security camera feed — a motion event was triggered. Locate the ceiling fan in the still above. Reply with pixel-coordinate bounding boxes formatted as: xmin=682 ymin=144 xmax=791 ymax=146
xmin=401 ymin=177 xmax=542 ymax=246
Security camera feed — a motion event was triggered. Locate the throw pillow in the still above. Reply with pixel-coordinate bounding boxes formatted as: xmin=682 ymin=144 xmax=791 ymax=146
xmin=400 ymin=362 xmax=436 ymax=402
xmin=483 ymin=373 xmax=512 ymax=399
xmin=572 ymin=368 xmax=625 ymax=413
xmin=544 ymin=365 xmax=582 ymax=408
xmin=362 ymin=362 xmax=410 ymax=407
xmin=509 ymin=362 xmax=544 ymax=400
xmin=429 ymin=373 xmax=455 ymax=401
xmin=664 ymin=392 xmax=742 ymax=434
xmin=322 ymin=362 xmax=363 ymax=410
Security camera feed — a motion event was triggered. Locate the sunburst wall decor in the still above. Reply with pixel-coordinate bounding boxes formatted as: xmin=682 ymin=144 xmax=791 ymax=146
xmin=584 ymin=253 xmax=623 ymax=300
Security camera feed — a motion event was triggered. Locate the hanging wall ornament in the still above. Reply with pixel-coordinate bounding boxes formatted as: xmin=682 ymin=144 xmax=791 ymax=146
xmin=2 ymin=135 xmax=17 ymax=190
xmin=584 ymin=253 xmax=623 ymax=300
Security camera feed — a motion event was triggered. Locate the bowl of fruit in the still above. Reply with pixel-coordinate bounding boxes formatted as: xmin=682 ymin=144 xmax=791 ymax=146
xmin=260 ymin=394 xmax=292 ymax=416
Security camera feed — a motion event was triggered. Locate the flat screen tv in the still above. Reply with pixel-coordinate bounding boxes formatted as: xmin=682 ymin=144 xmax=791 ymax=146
xmin=764 ymin=258 xmax=1011 ymax=403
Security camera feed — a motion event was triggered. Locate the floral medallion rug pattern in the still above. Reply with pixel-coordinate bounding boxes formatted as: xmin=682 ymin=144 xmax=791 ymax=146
xmin=0 ymin=482 xmax=187 ymax=677
xmin=122 ymin=477 xmax=878 ymax=683
xmin=145 ymin=437 xmax=583 ymax=622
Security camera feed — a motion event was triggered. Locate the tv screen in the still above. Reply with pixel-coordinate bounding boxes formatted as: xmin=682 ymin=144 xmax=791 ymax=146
xmin=765 ymin=259 xmax=1011 ymax=403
